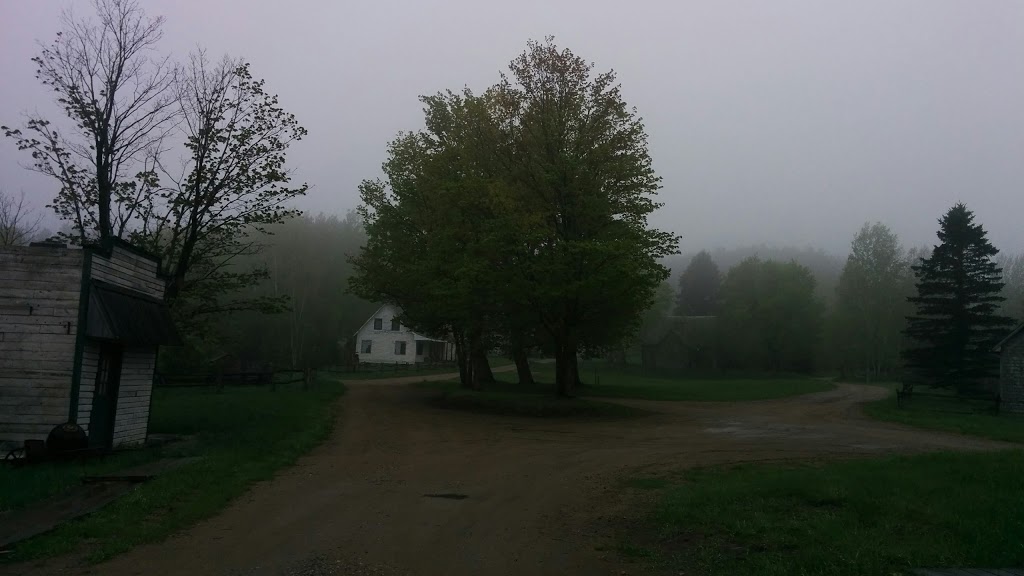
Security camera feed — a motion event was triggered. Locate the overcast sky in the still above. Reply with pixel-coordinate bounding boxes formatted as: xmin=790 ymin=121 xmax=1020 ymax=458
xmin=2 ymin=1 xmax=1022 ymax=255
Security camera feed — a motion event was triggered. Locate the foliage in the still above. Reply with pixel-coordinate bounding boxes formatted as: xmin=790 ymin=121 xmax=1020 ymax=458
xmin=3 ymin=1 xmax=308 ymax=343
xmin=159 ymin=213 xmax=378 ymax=372
xmin=716 ymin=257 xmax=823 ymax=372
xmin=831 ymin=222 xmax=913 ymax=381
xmin=1 ymin=380 xmax=344 ymax=563
xmin=2 ymin=0 xmax=176 ymax=243
xmin=674 ymin=250 xmax=721 ymax=316
xmin=350 ymin=38 xmax=678 ymax=395
xmin=624 ymin=451 xmax=1024 ymax=575
xmin=903 ymin=204 xmax=1014 ymax=392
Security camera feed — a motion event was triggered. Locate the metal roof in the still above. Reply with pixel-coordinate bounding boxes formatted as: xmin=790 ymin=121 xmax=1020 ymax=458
xmin=86 ymin=281 xmax=181 ymax=346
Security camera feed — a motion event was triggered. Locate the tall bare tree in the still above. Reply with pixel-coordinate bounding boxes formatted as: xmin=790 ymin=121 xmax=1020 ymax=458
xmin=0 ymin=190 xmax=42 ymax=247
xmin=3 ymin=0 xmax=177 ymax=243
xmin=128 ymin=52 xmax=308 ymax=319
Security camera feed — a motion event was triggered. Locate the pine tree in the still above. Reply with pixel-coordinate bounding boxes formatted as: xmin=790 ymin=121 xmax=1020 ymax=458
xmin=902 ymin=204 xmax=1014 ymax=393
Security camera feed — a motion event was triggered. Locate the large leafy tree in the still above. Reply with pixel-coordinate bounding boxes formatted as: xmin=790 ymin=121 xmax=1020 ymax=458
xmin=492 ymin=38 xmax=679 ymax=395
xmin=833 ymin=223 xmax=912 ymax=381
xmin=674 ymin=250 xmax=721 ymax=316
xmin=718 ymin=257 xmax=822 ymax=373
xmin=350 ymin=90 xmax=510 ymax=389
xmin=902 ymin=204 xmax=1014 ymax=392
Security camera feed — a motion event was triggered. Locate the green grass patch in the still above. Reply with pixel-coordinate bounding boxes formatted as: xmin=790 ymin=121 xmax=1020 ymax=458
xmin=335 ymin=357 xmax=511 ymax=381
xmin=624 ymin=451 xmax=1024 ymax=575
xmin=1 ymin=379 xmax=344 ymax=564
xmin=864 ymin=388 xmax=1024 ymax=444
xmin=495 ymin=362 xmax=833 ymax=402
xmin=419 ymin=379 xmax=646 ymax=418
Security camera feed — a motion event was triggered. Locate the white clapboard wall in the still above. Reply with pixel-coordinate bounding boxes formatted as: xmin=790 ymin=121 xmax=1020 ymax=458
xmin=0 ymin=246 xmax=84 ymax=447
xmin=78 ymin=244 xmax=165 ymax=447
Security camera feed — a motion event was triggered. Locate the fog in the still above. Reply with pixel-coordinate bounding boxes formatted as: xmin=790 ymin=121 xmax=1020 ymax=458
xmin=2 ymin=0 xmax=1022 ymax=254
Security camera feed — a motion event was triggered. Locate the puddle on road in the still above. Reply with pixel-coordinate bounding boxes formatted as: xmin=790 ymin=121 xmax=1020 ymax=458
xmin=423 ymin=493 xmax=469 ymax=500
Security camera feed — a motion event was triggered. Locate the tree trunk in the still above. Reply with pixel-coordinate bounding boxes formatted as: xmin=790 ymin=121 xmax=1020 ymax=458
xmin=555 ymin=331 xmax=579 ymax=397
xmin=472 ymin=348 xmax=495 ymax=384
xmin=454 ymin=330 xmax=471 ymax=388
xmin=513 ymin=346 xmax=534 ymax=386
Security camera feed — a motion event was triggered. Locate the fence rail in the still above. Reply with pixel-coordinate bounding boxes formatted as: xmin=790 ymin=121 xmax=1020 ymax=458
xmin=156 ymin=369 xmax=306 ymax=388
xmin=896 ymin=388 xmax=1000 ymax=413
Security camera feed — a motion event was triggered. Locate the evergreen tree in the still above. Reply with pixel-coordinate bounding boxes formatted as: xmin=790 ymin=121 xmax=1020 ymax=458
xmin=674 ymin=251 xmax=722 ymax=316
xmin=902 ymin=204 xmax=1014 ymax=392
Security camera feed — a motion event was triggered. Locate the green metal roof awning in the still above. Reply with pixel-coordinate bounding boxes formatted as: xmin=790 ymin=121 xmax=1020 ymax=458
xmin=86 ymin=281 xmax=181 ymax=346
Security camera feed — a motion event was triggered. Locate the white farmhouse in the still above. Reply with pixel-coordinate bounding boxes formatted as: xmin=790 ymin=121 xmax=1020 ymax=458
xmin=353 ymin=304 xmax=454 ymax=365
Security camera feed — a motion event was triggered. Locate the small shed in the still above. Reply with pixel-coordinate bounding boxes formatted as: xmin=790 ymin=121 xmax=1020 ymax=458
xmin=996 ymin=324 xmax=1024 ymax=415
xmin=0 ymin=239 xmax=180 ymax=451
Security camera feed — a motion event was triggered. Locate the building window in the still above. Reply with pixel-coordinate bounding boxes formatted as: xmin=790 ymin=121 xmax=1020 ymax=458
xmin=416 ymin=341 xmax=425 ymax=355
xmin=394 ymin=341 xmax=407 ymax=355
xmin=373 ymin=318 xmax=383 ymax=330
xmin=360 ymin=340 xmax=372 ymax=354
xmin=391 ymin=318 xmax=400 ymax=331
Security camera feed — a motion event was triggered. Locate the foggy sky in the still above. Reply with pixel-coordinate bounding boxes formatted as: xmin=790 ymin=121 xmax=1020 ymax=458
xmin=2 ymin=1 xmax=1023 ymax=256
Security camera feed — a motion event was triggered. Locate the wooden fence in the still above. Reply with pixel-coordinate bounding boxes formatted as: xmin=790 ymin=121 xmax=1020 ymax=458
xmin=895 ymin=388 xmax=1000 ymax=413
xmin=155 ymin=369 xmax=307 ymax=389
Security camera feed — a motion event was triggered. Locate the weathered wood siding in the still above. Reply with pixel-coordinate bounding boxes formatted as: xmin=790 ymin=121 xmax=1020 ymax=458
xmin=89 ymin=245 xmax=164 ymax=299
xmin=110 ymin=348 xmax=155 ymax=446
xmin=0 ymin=246 xmax=83 ymax=447
xmin=81 ymin=245 xmax=164 ymax=447
xmin=75 ymin=343 xmax=100 ymax=433
xmin=1000 ymin=335 xmax=1024 ymax=415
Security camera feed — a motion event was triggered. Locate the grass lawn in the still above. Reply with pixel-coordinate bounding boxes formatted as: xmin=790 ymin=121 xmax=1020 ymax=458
xmin=493 ymin=361 xmax=833 ymax=402
xmin=0 ymin=379 xmax=344 ymax=564
xmin=864 ymin=387 xmax=1024 ymax=444
xmin=622 ymin=451 xmax=1024 ymax=576
xmin=420 ymin=379 xmax=646 ymax=418
xmin=335 ymin=357 xmax=512 ymax=381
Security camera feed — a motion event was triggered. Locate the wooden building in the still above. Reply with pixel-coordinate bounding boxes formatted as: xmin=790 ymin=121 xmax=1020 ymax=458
xmin=1 ymin=239 xmax=179 ymax=451
xmin=996 ymin=324 xmax=1024 ymax=415
xmin=352 ymin=304 xmax=455 ymax=365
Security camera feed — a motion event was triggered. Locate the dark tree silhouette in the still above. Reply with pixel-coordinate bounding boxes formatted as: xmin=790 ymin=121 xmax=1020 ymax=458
xmin=902 ymin=204 xmax=1014 ymax=393
xmin=674 ymin=250 xmax=721 ymax=316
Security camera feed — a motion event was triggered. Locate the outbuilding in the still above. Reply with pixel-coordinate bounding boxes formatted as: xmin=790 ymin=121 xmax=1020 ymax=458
xmin=996 ymin=323 xmax=1024 ymax=415
xmin=0 ymin=239 xmax=180 ymax=451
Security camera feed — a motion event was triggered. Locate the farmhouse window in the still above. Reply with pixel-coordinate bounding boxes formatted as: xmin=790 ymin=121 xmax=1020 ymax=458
xmin=373 ymin=318 xmax=383 ymax=330
xmin=360 ymin=340 xmax=372 ymax=353
xmin=391 ymin=318 xmax=400 ymax=331
xmin=394 ymin=341 xmax=407 ymax=355
xmin=416 ymin=341 xmax=425 ymax=355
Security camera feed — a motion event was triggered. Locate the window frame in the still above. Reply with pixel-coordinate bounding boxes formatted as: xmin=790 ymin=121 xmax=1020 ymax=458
xmin=394 ymin=341 xmax=407 ymax=355
xmin=390 ymin=318 xmax=400 ymax=331
xmin=360 ymin=340 xmax=372 ymax=354
xmin=373 ymin=318 xmax=383 ymax=330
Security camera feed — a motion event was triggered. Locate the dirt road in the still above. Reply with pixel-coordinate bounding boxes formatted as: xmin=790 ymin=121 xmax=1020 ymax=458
xmin=6 ymin=379 xmax=1011 ymax=576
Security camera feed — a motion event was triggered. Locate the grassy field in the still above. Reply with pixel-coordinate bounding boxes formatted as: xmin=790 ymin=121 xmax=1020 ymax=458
xmin=1 ymin=379 xmax=344 ymax=563
xmin=421 ymin=379 xmax=646 ymax=418
xmin=621 ymin=451 xmax=1024 ymax=575
xmin=864 ymin=387 xmax=1024 ymax=444
xmin=419 ymin=361 xmax=831 ymax=417
xmin=334 ymin=357 xmax=512 ymax=381
xmin=494 ymin=361 xmax=834 ymax=402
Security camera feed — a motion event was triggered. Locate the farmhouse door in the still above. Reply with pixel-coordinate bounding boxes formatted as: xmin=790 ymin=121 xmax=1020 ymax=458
xmin=88 ymin=343 xmax=123 ymax=448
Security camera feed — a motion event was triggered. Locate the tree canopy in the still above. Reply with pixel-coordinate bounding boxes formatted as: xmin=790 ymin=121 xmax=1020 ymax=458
xmin=674 ymin=250 xmax=721 ymax=316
